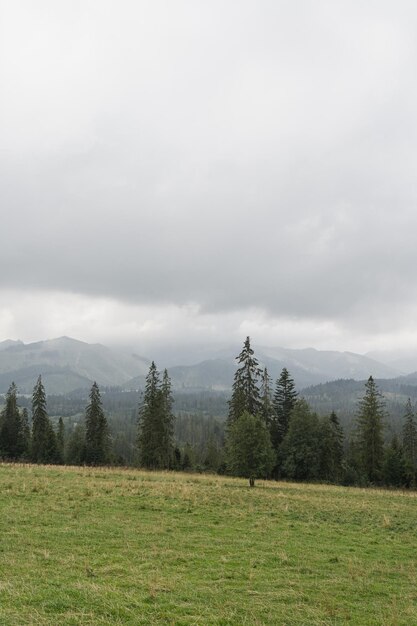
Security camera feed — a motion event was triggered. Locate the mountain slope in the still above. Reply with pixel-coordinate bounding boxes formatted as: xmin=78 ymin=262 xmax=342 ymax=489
xmin=126 ymin=347 xmax=401 ymax=392
xmin=0 ymin=337 xmax=149 ymax=394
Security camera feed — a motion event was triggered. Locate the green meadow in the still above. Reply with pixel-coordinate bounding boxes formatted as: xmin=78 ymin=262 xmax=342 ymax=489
xmin=0 ymin=464 xmax=416 ymax=625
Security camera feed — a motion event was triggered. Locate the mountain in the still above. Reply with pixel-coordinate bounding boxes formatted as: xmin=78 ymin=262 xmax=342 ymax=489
xmin=303 ymin=373 xmax=417 ymax=431
xmin=126 ymin=346 xmax=401 ymax=392
xmin=366 ymin=348 xmax=417 ymax=375
xmin=0 ymin=337 xmax=149 ymax=394
xmin=258 ymin=346 xmax=401 ymax=385
xmin=0 ymin=339 xmax=24 ymax=351
xmin=0 ymin=337 xmax=403 ymax=395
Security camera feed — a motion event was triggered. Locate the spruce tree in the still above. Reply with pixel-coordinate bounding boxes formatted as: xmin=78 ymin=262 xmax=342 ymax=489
xmin=66 ymin=424 xmax=85 ymax=465
xmin=31 ymin=376 xmax=58 ymax=463
xmin=402 ymin=398 xmax=417 ymax=486
xmin=319 ymin=411 xmax=344 ymax=482
xmin=137 ymin=362 xmax=174 ymax=470
xmin=84 ymin=382 xmax=110 ymax=465
xmin=355 ymin=376 xmax=385 ymax=484
xmin=271 ymin=368 xmax=298 ymax=450
xmin=228 ymin=337 xmax=261 ymax=425
xmin=226 ymin=411 xmax=274 ymax=486
xmin=0 ymin=382 xmax=25 ymax=459
xmin=161 ymin=369 xmax=175 ymax=468
xmin=383 ymin=436 xmax=406 ymax=487
xmin=21 ymin=407 xmax=31 ymax=459
xmin=260 ymin=367 xmax=274 ymax=427
xmin=280 ymin=399 xmax=321 ymax=481
xmin=57 ymin=417 xmax=65 ymax=464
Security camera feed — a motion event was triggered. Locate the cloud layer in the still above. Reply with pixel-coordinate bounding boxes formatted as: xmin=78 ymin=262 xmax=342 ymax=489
xmin=1 ymin=1 xmax=417 ymax=356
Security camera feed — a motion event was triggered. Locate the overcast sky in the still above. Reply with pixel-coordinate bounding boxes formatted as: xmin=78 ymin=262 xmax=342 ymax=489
xmin=1 ymin=1 xmax=417 ymax=361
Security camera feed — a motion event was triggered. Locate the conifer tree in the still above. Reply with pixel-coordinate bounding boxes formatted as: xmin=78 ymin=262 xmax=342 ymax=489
xmin=66 ymin=423 xmax=85 ymax=465
xmin=57 ymin=417 xmax=65 ymax=464
xmin=402 ymin=398 xmax=417 ymax=486
xmin=355 ymin=376 xmax=385 ymax=483
xmin=228 ymin=337 xmax=261 ymax=425
xmin=319 ymin=411 xmax=344 ymax=482
xmin=383 ymin=435 xmax=406 ymax=487
xmin=271 ymin=368 xmax=298 ymax=450
xmin=84 ymin=382 xmax=110 ymax=465
xmin=280 ymin=399 xmax=321 ymax=481
xmin=226 ymin=410 xmax=274 ymax=486
xmin=31 ymin=376 xmax=58 ymax=463
xmin=0 ymin=382 xmax=25 ymax=459
xmin=260 ymin=367 xmax=274 ymax=427
xmin=161 ymin=369 xmax=175 ymax=468
xmin=21 ymin=407 xmax=31 ymax=459
xmin=137 ymin=362 xmax=174 ymax=469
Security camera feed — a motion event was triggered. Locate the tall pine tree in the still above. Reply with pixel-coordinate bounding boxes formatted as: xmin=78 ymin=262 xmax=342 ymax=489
xmin=271 ymin=368 xmax=298 ymax=450
xmin=402 ymin=398 xmax=417 ymax=486
xmin=161 ymin=369 xmax=175 ymax=468
xmin=0 ymin=382 xmax=25 ymax=459
xmin=137 ymin=362 xmax=174 ymax=469
xmin=355 ymin=376 xmax=385 ymax=484
xmin=31 ymin=376 xmax=58 ymax=464
xmin=226 ymin=411 xmax=274 ymax=486
xmin=319 ymin=411 xmax=344 ymax=482
xmin=21 ymin=408 xmax=31 ymax=459
xmin=57 ymin=417 xmax=65 ymax=464
xmin=228 ymin=337 xmax=261 ymax=425
xmin=280 ymin=399 xmax=321 ymax=481
xmin=260 ymin=367 xmax=274 ymax=427
xmin=84 ymin=382 xmax=110 ymax=465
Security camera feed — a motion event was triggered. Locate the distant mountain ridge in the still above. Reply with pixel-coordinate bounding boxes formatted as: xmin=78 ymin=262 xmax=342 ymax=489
xmin=0 ymin=336 xmax=406 ymax=395
xmin=125 ymin=345 xmax=402 ymax=392
xmin=0 ymin=336 xmax=149 ymax=394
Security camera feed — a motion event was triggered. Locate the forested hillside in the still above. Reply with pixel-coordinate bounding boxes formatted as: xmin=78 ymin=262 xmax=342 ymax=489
xmin=1 ymin=337 xmax=417 ymax=490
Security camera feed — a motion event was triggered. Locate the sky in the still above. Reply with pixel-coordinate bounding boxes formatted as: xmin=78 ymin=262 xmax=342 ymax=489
xmin=1 ymin=0 xmax=417 ymax=362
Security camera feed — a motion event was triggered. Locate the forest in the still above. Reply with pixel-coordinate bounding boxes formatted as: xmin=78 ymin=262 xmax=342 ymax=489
xmin=0 ymin=337 xmax=416 ymax=489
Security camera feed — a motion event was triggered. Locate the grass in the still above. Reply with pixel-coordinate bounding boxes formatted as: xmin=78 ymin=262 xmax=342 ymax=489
xmin=0 ymin=465 xmax=416 ymax=625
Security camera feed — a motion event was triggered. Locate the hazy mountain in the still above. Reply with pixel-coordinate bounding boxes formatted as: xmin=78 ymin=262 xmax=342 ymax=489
xmin=366 ymin=348 xmax=417 ymax=375
xmin=258 ymin=346 xmax=401 ymax=384
xmin=126 ymin=346 xmax=401 ymax=392
xmin=303 ymin=374 xmax=417 ymax=431
xmin=0 ymin=337 xmax=403 ymax=395
xmin=0 ymin=337 xmax=149 ymax=394
xmin=0 ymin=339 xmax=24 ymax=351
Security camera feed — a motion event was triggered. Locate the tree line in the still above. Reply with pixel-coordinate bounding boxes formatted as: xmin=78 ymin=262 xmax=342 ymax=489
xmin=225 ymin=337 xmax=417 ymax=487
xmin=0 ymin=337 xmax=417 ymax=489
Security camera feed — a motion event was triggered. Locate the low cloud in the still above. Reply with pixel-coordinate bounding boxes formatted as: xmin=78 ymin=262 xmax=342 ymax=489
xmin=1 ymin=1 xmax=417 ymax=354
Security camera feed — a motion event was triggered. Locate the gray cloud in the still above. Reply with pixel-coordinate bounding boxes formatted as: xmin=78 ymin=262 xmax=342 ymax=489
xmin=1 ymin=1 xmax=417 ymax=352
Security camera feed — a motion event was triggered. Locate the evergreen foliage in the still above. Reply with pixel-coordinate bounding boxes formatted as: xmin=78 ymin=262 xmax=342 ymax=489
xmin=383 ymin=436 xmax=406 ymax=487
xmin=260 ymin=367 xmax=274 ymax=427
xmin=319 ymin=411 xmax=344 ymax=482
xmin=228 ymin=337 xmax=261 ymax=425
xmin=84 ymin=382 xmax=110 ymax=465
xmin=226 ymin=411 xmax=275 ymax=484
xmin=65 ymin=424 xmax=85 ymax=465
xmin=0 ymin=383 xmax=26 ymax=459
xmin=161 ymin=369 xmax=175 ymax=467
xmin=402 ymin=398 xmax=417 ymax=486
xmin=21 ymin=407 xmax=31 ymax=459
xmin=280 ymin=399 xmax=321 ymax=481
xmin=271 ymin=368 xmax=298 ymax=450
xmin=355 ymin=376 xmax=385 ymax=483
xmin=31 ymin=376 xmax=58 ymax=463
xmin=57 ymin=417 xmax=65 ymax=464
xmin=137 ymin=363 xmax=175 ymax=469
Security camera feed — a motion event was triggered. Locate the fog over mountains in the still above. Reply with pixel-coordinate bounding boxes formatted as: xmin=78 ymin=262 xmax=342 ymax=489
xmin=0 ymin=336 xmax=409 ymax=395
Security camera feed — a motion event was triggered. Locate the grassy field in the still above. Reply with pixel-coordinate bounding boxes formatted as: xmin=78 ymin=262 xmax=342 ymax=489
xmin=0 ymin=465 xmax=416 ymax=625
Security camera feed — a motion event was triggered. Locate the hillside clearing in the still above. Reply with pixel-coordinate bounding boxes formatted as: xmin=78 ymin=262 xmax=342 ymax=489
xmin=0 ymin=464 xmax=415 ymax=625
